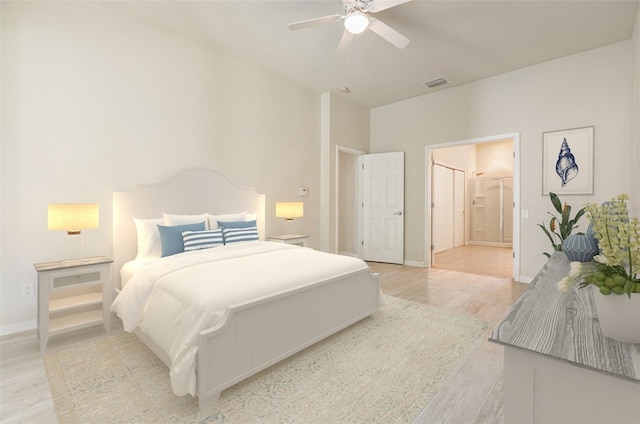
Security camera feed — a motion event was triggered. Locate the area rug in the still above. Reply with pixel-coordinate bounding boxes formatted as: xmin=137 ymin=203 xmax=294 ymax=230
xmin=44 ymin=296 xmax=490 ymax=424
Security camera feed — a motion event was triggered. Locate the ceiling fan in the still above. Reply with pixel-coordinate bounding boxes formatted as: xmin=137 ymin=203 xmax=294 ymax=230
xmin=288 ymin=0 xmax=411 ymax=59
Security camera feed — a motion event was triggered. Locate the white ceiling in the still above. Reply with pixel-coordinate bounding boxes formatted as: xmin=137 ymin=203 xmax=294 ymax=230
xmin=114 ymin=0 xmax=639 ymax=109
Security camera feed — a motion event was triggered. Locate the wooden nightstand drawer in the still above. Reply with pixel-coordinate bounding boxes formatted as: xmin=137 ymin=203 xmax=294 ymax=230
xmin=51 ymin=271 xmax=101 ymax=288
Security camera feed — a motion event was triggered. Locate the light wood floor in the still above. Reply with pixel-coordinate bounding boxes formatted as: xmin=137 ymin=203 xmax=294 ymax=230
xmin=1 ymin=246 xmax=528 ymax=423
xmin=434 ymin=244 xmax=513 ymax=279
xmin=369 ymin=258 xmax=527 ymax=423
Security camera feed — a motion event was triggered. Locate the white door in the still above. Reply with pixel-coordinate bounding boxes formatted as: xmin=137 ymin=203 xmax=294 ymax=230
xmin=361 ymin=152 xmax=404 ymax=264
xmin=432 ymin=164 xmax=454 ymax=253
xmin=454 ymin=169 xmax=465 ymax=247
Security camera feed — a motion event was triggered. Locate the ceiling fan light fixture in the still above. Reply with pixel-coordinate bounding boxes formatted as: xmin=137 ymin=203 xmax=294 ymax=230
xmin=344 ymin=12 xmax=369 ymax=34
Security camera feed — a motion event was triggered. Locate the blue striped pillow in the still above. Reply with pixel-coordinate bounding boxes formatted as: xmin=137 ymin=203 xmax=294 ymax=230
xmin=218 ymin=219 xmax=257 ymax=229
xmin=158 ymin=222 xmax=206 ymax=257
xmin=182 ymin=229 xmax=224 ymax=251
xmin=222 ymin=226 xmax=259 ymax=244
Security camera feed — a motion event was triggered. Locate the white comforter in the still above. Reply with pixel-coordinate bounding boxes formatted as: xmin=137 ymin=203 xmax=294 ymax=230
xmin=111 ymin=241 xmax=370 ymax=397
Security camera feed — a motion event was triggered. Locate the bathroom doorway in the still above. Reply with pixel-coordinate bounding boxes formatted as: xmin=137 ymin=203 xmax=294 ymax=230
xmin=425 ymin=133 xmax=520 ymax=279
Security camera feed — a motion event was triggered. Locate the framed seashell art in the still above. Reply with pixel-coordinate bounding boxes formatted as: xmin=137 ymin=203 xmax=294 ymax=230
xmin=542 ymin=126 xmax=594 ymax=195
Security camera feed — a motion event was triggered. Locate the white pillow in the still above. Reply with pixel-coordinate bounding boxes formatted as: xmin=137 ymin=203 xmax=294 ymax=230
xmin=164 ymin=213 xmax=209 ymax=229
xmin=246 ymin=212 xmax=257 ymax=221
xmin=207 ymin=211 xmax=247 ymax=230
xmin=133 ymin=218 xmax=164 ymax=258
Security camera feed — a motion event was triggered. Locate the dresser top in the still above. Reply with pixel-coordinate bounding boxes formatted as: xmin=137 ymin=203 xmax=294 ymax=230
xmin=34 ymin=256 xmax=113 ymax=272
xmin=490 ymin=252 xmax=640 ymax=383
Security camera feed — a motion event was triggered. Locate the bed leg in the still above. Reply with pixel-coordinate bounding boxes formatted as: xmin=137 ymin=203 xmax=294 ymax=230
xmin=198 ymin=391 xmax=221 ymax=410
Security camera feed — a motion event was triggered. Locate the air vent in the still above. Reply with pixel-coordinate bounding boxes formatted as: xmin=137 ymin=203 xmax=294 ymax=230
xmin=423 ymin=77 xmax=449 ymax=89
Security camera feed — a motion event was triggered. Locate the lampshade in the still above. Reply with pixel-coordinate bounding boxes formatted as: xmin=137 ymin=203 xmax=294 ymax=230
xmin=48 ymin=203 xmax=99 ymax=235
xmin=275 ymin=202 xmax=304 ymax=220
xmin=344 ymin=12 xmax=369 ymax=34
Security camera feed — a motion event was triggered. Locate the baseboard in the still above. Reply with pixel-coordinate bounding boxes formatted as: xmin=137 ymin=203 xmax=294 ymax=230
xmin=337 ymin=252 xmax=426 ymax=269
xmin=338 ymin=250 xmax=425 ymax=268
xmin=0 ymin=320 xmax=36 ymax=337
xmin=468 ymin=241 xmax=513 ymax=248
xmin=516 ymin=275 xmax=534 ymax=284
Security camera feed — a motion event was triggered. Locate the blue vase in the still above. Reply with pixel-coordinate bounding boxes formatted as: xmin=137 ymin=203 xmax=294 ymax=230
xmin=586 ymin=223 xmax=600 ymax=253
xmin=562 ymin=234 xmax=599 ymax=262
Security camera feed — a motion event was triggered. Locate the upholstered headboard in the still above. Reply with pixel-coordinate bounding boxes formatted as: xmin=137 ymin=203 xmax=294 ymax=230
xmin=113 ymin=168 xmax=266 ymax=289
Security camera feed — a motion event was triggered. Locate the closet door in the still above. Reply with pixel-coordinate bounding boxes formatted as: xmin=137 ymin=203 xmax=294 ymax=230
xmin=503 ymin=178 xmax=514 ymax=243
xmin=453 ymin=169 xmax=465 ymax=247
xmin=432 ymin=164 xmax=454 ymax=253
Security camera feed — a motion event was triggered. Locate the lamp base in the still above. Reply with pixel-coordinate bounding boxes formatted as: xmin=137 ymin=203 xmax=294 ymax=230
xmin=285 ymin=219 xmax=295 ymax=235
xmin=64 ymin=233 xmax=84 ymax=262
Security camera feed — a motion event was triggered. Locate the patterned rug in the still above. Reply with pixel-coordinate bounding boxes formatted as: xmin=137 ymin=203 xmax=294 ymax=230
xmin=45 ymin=296 xmax=490 ymax=424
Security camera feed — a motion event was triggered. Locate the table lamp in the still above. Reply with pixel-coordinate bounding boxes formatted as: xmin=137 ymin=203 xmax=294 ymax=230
xmin=48 ymin=203 xmax=99 ymax=261
xmin=275 ymin=202 xmax=304 ymax=235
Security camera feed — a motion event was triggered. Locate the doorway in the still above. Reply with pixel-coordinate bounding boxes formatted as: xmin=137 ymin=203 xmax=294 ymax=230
xmin=335 ymin=146 xmax=364 ymax=257
xmin=425 ymin=133 xmax=520 ymax=279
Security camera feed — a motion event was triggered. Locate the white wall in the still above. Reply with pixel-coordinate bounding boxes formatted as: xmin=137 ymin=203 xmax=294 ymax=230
xmin=0 ymin=2 xmax=321 ymax=332
xmin=632 ymin=6 xmax=640 ymax=215
xmin=432 ymin=144 xmax=476 ymax=175
xmin=371 ymin=41 xmax=633 ymax=280
xmin=476 ymin=140 xmax=513 ymax=178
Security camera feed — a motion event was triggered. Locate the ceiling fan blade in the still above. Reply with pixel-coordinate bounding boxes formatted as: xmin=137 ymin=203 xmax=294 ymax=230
xmin=288 ymin=14 xmax=342 ymax=31
xmin=334 ymin=30 xmax=354 ymax=60
xmin=366 ymin=0 xmax=412 ymax=13
xmin=368 ymin=17 xmax=410 ymax=49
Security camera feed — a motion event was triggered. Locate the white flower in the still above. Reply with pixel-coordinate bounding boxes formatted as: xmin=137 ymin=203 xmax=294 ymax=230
xmin=567 ymin=262 xmax=582 ymax=277
xmin=570 ymin=261 xmax=582 ymax=270
xmin=557 ymin=277 xmax=572 ymax=293
xmin=593 ymin=255 xmax=609 ymax=265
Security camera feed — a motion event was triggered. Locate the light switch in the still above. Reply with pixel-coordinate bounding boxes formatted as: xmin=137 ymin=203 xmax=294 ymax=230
xmin=298 ymin=187 xmax=309 ymax=197
xmin=521 ymin=210 xmax=529 ymax=219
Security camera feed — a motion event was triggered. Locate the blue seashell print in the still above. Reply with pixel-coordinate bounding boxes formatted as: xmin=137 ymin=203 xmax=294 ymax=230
xmin=555 ymin=138 xmax=579 ymax=187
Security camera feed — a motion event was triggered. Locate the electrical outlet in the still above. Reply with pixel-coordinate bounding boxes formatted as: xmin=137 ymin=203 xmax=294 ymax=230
xmin=21 ymin=282 xmax=35 ymax=297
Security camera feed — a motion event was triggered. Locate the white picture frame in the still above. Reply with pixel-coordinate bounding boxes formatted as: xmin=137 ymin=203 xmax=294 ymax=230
xmin=542 ymin=126 xmax=594 ymax=195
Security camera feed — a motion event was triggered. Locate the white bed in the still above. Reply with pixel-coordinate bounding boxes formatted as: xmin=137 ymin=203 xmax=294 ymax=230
xmin=111 ymin=168 xmax=380 ymax=409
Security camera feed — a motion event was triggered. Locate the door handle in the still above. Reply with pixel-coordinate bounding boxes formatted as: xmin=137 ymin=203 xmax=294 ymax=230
xmin=393 ymin=211 xmax=403 ymax=216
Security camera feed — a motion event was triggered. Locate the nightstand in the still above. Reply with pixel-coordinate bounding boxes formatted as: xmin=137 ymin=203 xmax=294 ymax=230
xmin=267 ymin=234 xmax=309 ymax=247
xmin=34 ymin=256 xmax=113 ymax=351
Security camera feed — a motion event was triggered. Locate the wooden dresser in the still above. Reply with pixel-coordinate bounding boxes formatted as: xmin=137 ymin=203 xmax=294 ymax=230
xmin=490 ymin=252 xmax=640 ymax=423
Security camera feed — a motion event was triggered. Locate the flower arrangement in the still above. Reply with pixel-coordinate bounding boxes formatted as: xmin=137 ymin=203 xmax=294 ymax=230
xmin=557 ymin=194 xmax=640 ymax=298
xmin=538 ymin=192 xmax=586 ymax=258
